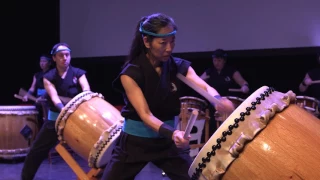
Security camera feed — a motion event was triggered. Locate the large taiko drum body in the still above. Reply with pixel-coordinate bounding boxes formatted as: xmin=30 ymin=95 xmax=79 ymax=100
xmin=0 ymin=106 xmax=38 ymax=159
xmin=55 ymin=91 xmax=124 ymax=168
xmin=189 ymin=86 xmax=320 ymax=180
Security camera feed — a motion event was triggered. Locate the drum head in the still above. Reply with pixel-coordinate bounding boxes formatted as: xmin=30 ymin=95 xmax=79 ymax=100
xmin=89 ymin=120 xmax=123 ymax=168
xmin=0 ymin=105 xmax=36 ymax=110
xmin=180 ymin=96 xmax=208 ymax=106
xmin=0 ymin=106 xmax=38 ymax=115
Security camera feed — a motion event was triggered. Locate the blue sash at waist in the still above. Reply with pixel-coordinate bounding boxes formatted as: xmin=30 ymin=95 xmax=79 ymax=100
xmin=37 ymin=89 xmax=46 ymax=96
xmin=48 ymin=110 xmax=59 ymax=121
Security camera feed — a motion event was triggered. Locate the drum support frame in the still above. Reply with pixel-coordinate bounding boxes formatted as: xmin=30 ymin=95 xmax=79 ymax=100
xmin=55 ymin=143 xmax=103 ymax=180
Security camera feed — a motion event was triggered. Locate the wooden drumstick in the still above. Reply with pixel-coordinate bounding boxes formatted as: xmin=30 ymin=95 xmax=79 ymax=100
xmin=14 ymin=94 xmax=38 ymax=102
xmin=18 ymin=88 xmax=37 ymax=101
xmin=176 ymin=73 xmax=222 ymax=106
xmin=26 ymin=94 xmax=37 ymax=102
xmin=18 ymin=87 xmax=71 ymax=104
xmin=14 ymin=94 xmax=25 ymax=101
xmin=183 ymin=110 xmax=199 ymax=140
xmin=229 ymin=88 xmax=243 ymax=92
xmin=311 ymin=80 xmax=320 ymax=85
xmin=303 ymin=106 xmax=316 ymax=111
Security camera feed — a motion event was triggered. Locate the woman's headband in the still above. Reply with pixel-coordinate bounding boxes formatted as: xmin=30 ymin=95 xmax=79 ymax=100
xmin=139 ymin=22 xmax=176 ymax=37
xmin=51 ymin=47 xmax=71 ymax=55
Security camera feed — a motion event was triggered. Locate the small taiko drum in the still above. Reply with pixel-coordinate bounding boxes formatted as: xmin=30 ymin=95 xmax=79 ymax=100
xmin=224 ymin=96 xmax=245 ymax=108
xmin=295 ymin=96 xmax=319 ymax=117
xmin=189 ymin=86 xmax=320 ymax=180
xmin=179 ymin=96 xmax=208 ymax=130
xmin=55 ymin=91 xmax=124 ymax=168
xmin=215 ymin=96 xmax=245 ymax=127
xmin=0 ymin=106 xmax=38 ymax=159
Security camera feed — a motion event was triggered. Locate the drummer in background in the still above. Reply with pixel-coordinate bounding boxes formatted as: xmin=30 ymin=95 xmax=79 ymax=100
xmin=22 ymin=54 xmax=53 ymax=128
xmin=200 ymin=49 xmax=250 ymax=136
xmin=200 ymin=49 xmax=250 ymax=97
xmin=21 ymin=42 xmax=91 ymax=180
xmin=102 ymin=13 xmax=234 ymax=180
xmin=299 ymin=53 xmax=320 ymax=116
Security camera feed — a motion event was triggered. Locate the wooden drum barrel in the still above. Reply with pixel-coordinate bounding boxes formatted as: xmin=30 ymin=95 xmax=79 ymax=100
xmin=55 ymin=91 xmax=124 ymax=168
xmin=189 ymin=86 xmax=320 ymax=180
xmin=0 ymin=106 xmax=38 ymax=159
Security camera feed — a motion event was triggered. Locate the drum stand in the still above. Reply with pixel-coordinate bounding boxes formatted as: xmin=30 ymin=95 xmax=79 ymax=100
xmin=55 ymin=143 xmax=103 ymax=180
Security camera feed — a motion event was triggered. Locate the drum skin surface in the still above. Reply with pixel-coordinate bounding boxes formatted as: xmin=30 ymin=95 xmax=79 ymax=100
xmin=180 ymin=96 xmax=208 ymax=112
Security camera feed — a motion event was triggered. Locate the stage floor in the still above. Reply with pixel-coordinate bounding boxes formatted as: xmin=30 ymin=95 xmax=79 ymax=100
xmin=0 ymin=153 xmax=170 ymax=180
